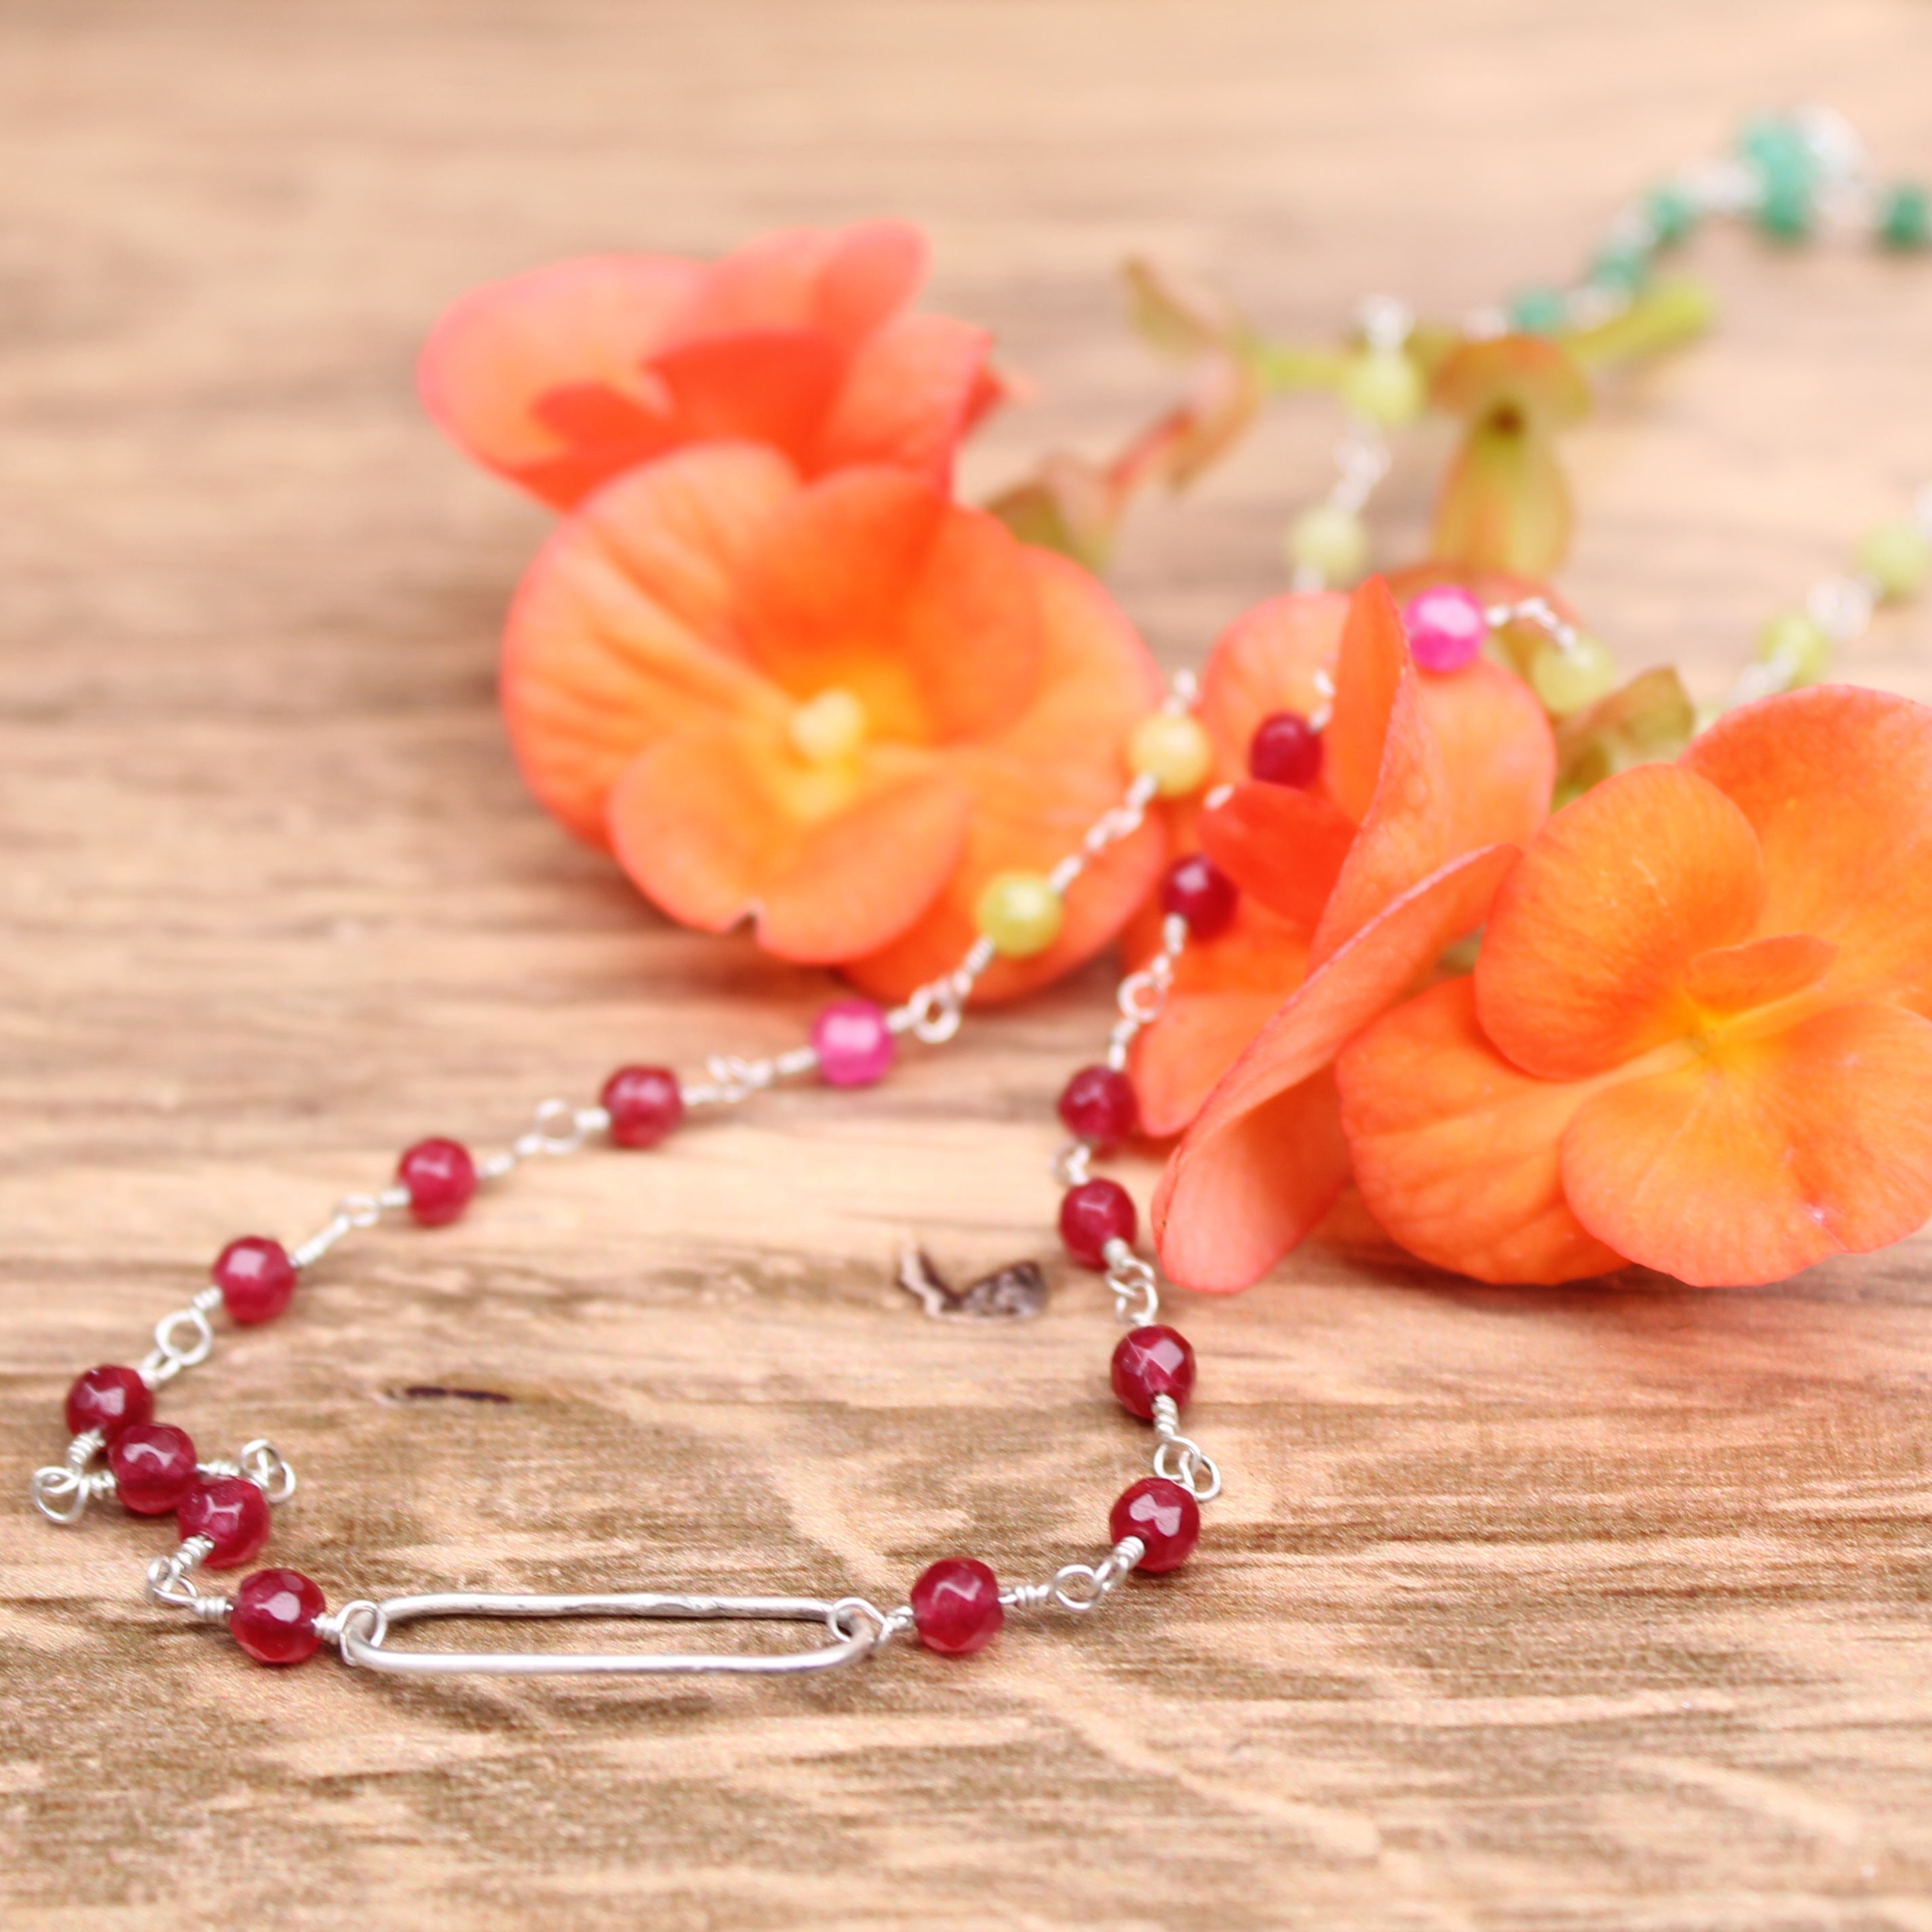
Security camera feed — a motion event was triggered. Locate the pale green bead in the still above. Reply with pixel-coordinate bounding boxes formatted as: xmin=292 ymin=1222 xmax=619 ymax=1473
xmin=1338 ymin=349 xmax=1425 ymax=427
xmin=1857 ymin=519 xmax=1929 ymax=600
xmin=1757 ymin=609 xmax=1832 ymax=687
xmin=1287 ymin=503 xmax=1368 ymax=585
xmin=974 ymin=870 xmax=1064 ymax=959
xmin=1529 ymin=634 xmax=1619 ymax=716
xmin=1127 ymin=712 xmax=1214 ymax=798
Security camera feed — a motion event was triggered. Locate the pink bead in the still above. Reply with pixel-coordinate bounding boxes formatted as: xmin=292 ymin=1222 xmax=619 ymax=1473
xmin=397 ymin=1138 xmax=476 ymax=1226
xmin=1060 ymin=1178 xmax=1137 ymax=1269
xmin=1401 ymin=585 xmax=1488 ymax=673
xmin=178 ymin=1475 xmax=271 ymax=1570
xmin=601 ymin=1065 xmax=683 ymax=1148
xmin=811 ymin=998 xmax=894 ymax=1088
xmin=1057 ymin=1064 xmax=1139 ymax=1152
xmin=910 ymin=1558 xmax=1003 ymax=1656
xmin=213 ymin=1235 xmax=298 ymax=1326
xmin=110 ymin=1422 xmax=199 ymax=1515
xmin=1110 ymin=1326 xmax=1197 ymax=1420
xmin=1110 ymin=1475 xmax=1201 ymax=1572
xmin=231 ymin=1568 xmax=327 ymax=1665
xmin=65 ymin=1365 xmax=153 ymax=1442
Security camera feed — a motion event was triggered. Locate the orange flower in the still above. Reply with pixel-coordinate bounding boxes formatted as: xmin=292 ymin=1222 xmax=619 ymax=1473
xmin=420 ymin=223 xmax=1001 ymax=510
xmin=1336 ymin=687 xmax=1932 ymax=1286
xmin=502 ymin=443 xmax=1165 ymax=1000
xmin=1147 ymin=577 xmax=1555 ymax=1293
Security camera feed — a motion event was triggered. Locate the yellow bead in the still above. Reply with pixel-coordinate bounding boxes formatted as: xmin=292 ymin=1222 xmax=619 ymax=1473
xmin=1756 ymin=609 xmax=1832 ymax=687
xmin=1127 ymin=712 xmax=1214 ymax=798
xmin=786 ymin=687 xmax=866 ymax=763
xmin=974 ymin=870 xmax=1064 ymax=959
xmin=1286 ymin=503 xmax=1368 ymax=585
xmin=1858 ymin=520 xmax=1929 ymax=600
xmin=1528 ymin=634 xmax=1620 ymax=716
xmin=1338 ymin=349 xmax=1425 ymax=427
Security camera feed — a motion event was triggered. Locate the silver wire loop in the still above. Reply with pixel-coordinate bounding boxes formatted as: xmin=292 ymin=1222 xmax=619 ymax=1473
xmin=1103 ymin=1240 xmax=1160 ymax=1326
xmin=238 ymin=1439 xmax=298 ymax=1505
xmin=140 ymin=1301 xmax=215 ymax=1387
xmin=1151 ymin=1393 xmax=1222 ymax=1502
xmin=514 ymin=1097 xmax=585 ymax=1159
xmin=145 ymin=1538 xmax=231 ymax=1622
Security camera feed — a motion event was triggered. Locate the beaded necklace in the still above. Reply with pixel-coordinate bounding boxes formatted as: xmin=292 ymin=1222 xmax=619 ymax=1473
xmin=31 ymin=105 xmax=1932 ymax=1679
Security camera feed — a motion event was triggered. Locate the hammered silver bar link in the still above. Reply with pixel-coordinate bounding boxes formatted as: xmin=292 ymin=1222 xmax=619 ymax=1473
xmin=328 ymin=1591 xmax=879 ymax=1676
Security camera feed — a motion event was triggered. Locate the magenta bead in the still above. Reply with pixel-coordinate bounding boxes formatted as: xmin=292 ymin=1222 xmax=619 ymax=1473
xmin=1401 ymin=585 xmax=1488 ymax=673
xmin=1110 ymin=1326 xmax=1197 ymax=1420
xmin=1058 ymin=1064 xmax=1139 ymax=1152
xmin=110 ymin=1423 xmax=199 ymax=1515
xmin=910 ymin=1558 xmax=1004 ymax=1656
xmin=812 ymin=998 xmax=895 ymax=1088
xmin=1248 ymin=710 xmax=1324 ymax=788
xmin=1060 ymin=1178 xmax=1137 ymax=1269
xmin=397 ymin=1138 xmax=477 ymax=1226
xmin=213 ymin=1235 xmax=298 ymax=1326
xmin=178 ymin=1475 xmax=271 ymax=1570
xmin=65 ymin=1365 xmax=153 ymax=1442
xmin=1110 ymin=1476 xmax=1201 ymax=1572
xmin=601 ymin=1065 xmax=683 ymax=1148
xmin=231 ymin=1568 xmax=327 ymax=1665
xmin=1159 ymin=853 xmax=1239 ymax=939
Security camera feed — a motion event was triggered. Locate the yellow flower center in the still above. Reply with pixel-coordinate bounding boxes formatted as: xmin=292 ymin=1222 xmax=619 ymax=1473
xmin=786 ymin=687 xmax=867 ymax=765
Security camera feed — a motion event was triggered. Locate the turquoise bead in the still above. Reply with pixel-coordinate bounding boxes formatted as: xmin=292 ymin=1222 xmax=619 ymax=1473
xmin=1589 ymin=242 xmax=1648 ymax=295
xmin=1507 ymin=286 xmax=1568 ymax=336
xmin=1738 ymin=114 xmax=1814 ymax=187
xmin=1755 ymin=166 xmax=1813 ymax=244
xmin=1878 ymin=182 xmax=1930 ymax=251
xmin=1645 ymin=182 xmax=1698 ymax=250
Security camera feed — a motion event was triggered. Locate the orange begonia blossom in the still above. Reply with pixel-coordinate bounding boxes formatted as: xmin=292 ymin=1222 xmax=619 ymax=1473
xmin=1132 ymin=571 xmax=1556 ymax=1136
xmin=421 ymin=223 xmax=1001 ymax=510
xmin=502 ymin=442 xmax=1165 ymax=1001
xmin=1337 ymin=687 xmax=1932 ymax=1288
xmin=1148 ymin=579 xmax=1556 ymax=1294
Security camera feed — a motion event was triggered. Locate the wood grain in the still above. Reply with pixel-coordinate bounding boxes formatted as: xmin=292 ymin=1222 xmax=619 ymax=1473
xmin=5 ymin=2 xmax=1932 ymax=1926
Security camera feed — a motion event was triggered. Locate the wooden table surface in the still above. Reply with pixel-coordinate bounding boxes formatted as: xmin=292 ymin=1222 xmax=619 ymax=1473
xmin=5 ymin=3 xmax=1932 ymax=1927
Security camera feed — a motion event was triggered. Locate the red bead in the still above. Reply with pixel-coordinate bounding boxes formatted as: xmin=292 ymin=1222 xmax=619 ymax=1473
xmin=910 ymin=1558 xmax=1004 ymax=1657
xmin=1110 ymin=1475 xmax=1201 ymax=1572
xmin=397 ymin=1137 xmax=476 ymax=1226
xmin=1057 ymin=1064 xmax=1139 ymax=1151
xmin=601 ymin=1065 xmax=684 ymax=1148
xmin=1110 ymin=1326 xmax=1197 ymax=1420
xmin=1249 ymin=710 xmax=1324 ymax=788
xmin=109 ymin=1423 xmax=199 ymax=1515
xmin=1059 ymin=1178 xmax=1137 ymax=1269
xmin=178 ymin=1475 xmax=271 ymax=1569
xmin=231 ymin=1568 xmax=327 ymax=1665
xmin=1159 ymin=853 xmax=1239 ymax=939
xmin=212 ymin=1235 xmax=298 ymax=1326
xmin=64 ymin=1365 xmax=152 ymax=1442
xmin=811 ymin=997 xmax=895 ymax=1087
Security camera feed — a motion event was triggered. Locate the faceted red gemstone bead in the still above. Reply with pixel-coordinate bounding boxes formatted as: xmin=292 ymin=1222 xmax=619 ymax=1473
xmin=1057 ymin=1064 xmax=1139 ymax=1152
xmin=1059 ymin=1178 xmax=1137 ymax=1269
xmin=397 ymin=1137 xmax=477 ymax=1226
xmin=231 ymin=1568 xmax=327 ymax=1665
xmin=178 ymin=1475 xmax=271 ymax=1570
xmin=1110 ymin=1325 xmax=1197 ymax=1420
xmin=64 ymin=1364 xmax=153 ymax=1442
xmin=910 ymin=1557 xmax=1004 ymax=1657
xmin=600 ymin=1064 xmax=684 ymax=1148
xmin=1249 ymin=710 xmax=1324 ymax=788
xmin=213 ymin=1235 xmax=298 ymax=1326
xmin=1110 ymin=1475 xmax=1201 ymax=1573
xmin=109 ymin=1422 xmax=199 ymax=1515
xmin=1159 ymin=853 xmax=1239 ymax=939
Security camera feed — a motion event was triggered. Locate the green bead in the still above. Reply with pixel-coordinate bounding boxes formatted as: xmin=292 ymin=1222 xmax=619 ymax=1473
xmin=1738 ymin=114 xmax=1814 ymax=187
xmin=1528 ymin=635 xmax=1620 ymax=717
xmin=1338 ymin=349 xmax=1425 ymax=427
xmin=1756 ymin=609 xmax=1832 ymax=687
xmin=1646 ymin=182 xmax=1698 ymax=250
xmin=973 ymin=870 xmax=1064 ymax=959
xmin=1858 ymin=520 xmax=1930 ymax=600
xmin=1588 ymin=242 xmax=1649 ymax=296
xmin=1754 ymin=166 xmax=1813 ymax=244
xmin=1286 ymin=503 xmax=1368 ymax=585
xmin=1878 ymin=182 xmax=1930 ymax=251
xmin=1507 ymin=286 xmax=1568 ymax=336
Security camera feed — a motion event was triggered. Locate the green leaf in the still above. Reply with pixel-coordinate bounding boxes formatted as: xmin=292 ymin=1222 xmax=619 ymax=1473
xmin=984 ymin=455 xmax=1119 ymax=571
xmin=1566 ymin=277 xmax=1717 ymax=369
xmin=1553 ymin=665 xmax=1697 ymax=800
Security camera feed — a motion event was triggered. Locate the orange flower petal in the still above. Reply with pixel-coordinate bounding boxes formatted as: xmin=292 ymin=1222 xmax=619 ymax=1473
xmin=1562 ymin=1001 xmax=1932 ymax=1286
xmin=502 ymin=443 xmax=800 ymax=841
xmin=1474 ymin=764 xmax=1766 ymax=1081
xmin=644 ymin=328 xmax=844 ymax=467
xmin=845 ymin=549 xmax=1165 ymax=1004
xmin=1413 ymin=657 xmax=1556 ymax=857
xmin=1153 ymin=844 xmax=1519 ymax=1292
xmin=817 ymin=311 xmax=1000 ymax=482
xmin=606 ymin=724 xmax=970 ymax=962
xmin=1685 ymin=686 xmax=1932 ymax=1014
xmin=1337 ymin=978 xmax=1627 ymax=1285
xmin=1197 ymin=592 xmax=1349 ymax=782
xmin=1683 ymin=933 xmax=1836 ymax=1014
xmin=1198 ymin=784 xmax=1355 ymax=928
xmin=1321 ymin=578 xmax=1408 ymax=825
